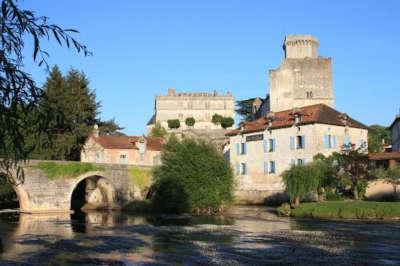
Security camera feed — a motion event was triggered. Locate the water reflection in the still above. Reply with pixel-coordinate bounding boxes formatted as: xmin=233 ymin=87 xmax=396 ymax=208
xmin=0 ymin=206 xmax=399 ymax=265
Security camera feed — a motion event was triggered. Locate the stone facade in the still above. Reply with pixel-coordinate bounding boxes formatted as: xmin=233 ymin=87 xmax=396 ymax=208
xmin=81 ymin=126 xmax=164 ymax=166
xmin=269 ymin=35 xmax=334 ymax=112
xmin=227 ymin=104 xmax=368 ymax=204
xmin=147 ymin=88 xmax=235 ymax=132
xmin=10 ymin=161 xmax=143 ymax=213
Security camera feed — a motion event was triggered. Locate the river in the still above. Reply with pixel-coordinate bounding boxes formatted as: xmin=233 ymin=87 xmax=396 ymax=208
xmin=0 ymin=206 xmax=399 ymax=265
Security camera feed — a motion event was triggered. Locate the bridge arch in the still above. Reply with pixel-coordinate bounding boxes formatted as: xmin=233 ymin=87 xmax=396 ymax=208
xmin=69 ymin=171 xmax=118 ymax=211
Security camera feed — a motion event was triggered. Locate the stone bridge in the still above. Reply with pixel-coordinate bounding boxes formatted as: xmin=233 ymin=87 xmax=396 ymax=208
xmin=6 ymin=160 xmax=151 ymax=213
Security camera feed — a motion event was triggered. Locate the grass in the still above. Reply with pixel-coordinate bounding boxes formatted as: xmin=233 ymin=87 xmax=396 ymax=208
xmin=32 ymin=162 xmax=104 ymax=180
xmin=128 ymin=166 xmax=152 ymax=191
xmin=281 ymin=201 xmax=400 ymax=220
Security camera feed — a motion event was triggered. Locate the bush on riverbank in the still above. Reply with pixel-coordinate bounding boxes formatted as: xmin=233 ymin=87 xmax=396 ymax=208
xmin=150 ymin=137 xmax=233 ymax=214
xmin=32 ymin=162 xmax=104 ymax=180
xmin=277 ymin=201 xmax=400 ymax=220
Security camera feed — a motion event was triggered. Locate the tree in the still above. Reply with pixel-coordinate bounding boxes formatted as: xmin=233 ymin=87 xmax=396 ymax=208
xmin=212 ymin=114 xmax=223 ymax=125
xmin=282 ymin=164 xmax=320 ymax=206
xmin=167 ymin=119 xmax=180 ymax=129
xmin=185 ymin=117 xmax=195 ymax=127
xmin=0 ymin=0 xmax=90 ymax=185
xmin=338 ymin=149 xmax=374 ymax=200
xmin=98 ymin=119 xmax=125 ymax=136
xmin=221 ymin=117 xmax=234 ymax=129
xmin=235 ymin=98 xmax=256 ymax=121
xmin=151 ymin=138 xmax=233 ymax=213
xmin=149 ymin=122 xmax=167 ymax=138
xmin=33 ymin=67 xmax=99 ymax=160
xmin=368 ymin=125 xmax=391 ymax=152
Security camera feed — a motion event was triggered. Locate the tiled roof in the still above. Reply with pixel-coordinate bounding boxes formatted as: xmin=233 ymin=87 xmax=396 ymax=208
xmin=93 ymin=135 xmax=164 ymax=151
xmin=227 ymin=104 xmax=367 ymax=136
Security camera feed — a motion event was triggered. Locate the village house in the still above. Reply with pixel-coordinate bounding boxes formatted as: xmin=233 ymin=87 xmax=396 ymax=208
xmin=81 ymin=125 xmax=164 ymax=166
xmin=227 ymin=104 xmax=368 ymax=203
xmin=226 ymin=34 xmax=368 ymax=203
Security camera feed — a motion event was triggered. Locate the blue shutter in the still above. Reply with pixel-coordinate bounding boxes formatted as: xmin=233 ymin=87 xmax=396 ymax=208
xmin=263 ymin=140 xmax=268 ymax=153
xmin=270 ymin=161 xmax=275 ymax=173
xmin=236 ymin=162 xmax=240 ymax=175
xmin=333 ymin=136 xmax=337 ymax=148
xmin=243 ymin=143 xmax=247 ymax=154
xmin=301 ymin=135 xmax=305 ymax=149
xmin=290 ymin=136 xmax=295 ymax=150
xmin=344 ymin=135 xmax=350 ymax=146
xmin=243 ymin=163 xmax=247 ymax=175
xmin=324 ymin=135 xmax=329 ymax=148
xmin=264 ymin=161 xmax=268 ymax=175
xmin=272 ymin=139 xmax=276 ymax=152
xmin=236 ymin=143 xmax=240 ymax=155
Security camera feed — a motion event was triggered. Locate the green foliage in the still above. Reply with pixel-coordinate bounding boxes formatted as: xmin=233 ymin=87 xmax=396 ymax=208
xmin=0 ymin=0 xmax=89 ymax=184
xmin=221 ymin=117 xmax=235 ymax=129
xmin=167 ymin=119 xmax=180 ymax=129
xmin=282 ymin=164 xmax=320 ymax=205
xmin=0 ymin=182 xmax=16 ymax=203
xmin=185 ymin=117 xmax=196 ymax=127
xmin=151 ymin=138 xmax=233 ymax=214
xmin=98 ymin=119 xmax=125 ymax=136
xmin=32 ymin=162 xmax=104 ymax=180
xmin=374 ymin=166 xmax=400 ymax=196
xmin=129 ymin=167 xmax=152 ymax=192
xmin=277 ymin=203 xmax=291 ymax=216
xmin=235 ymin=98 xmax=257 ymax=121
xmin=122 ymin=200 xmax=151 ymax=213
xmin=212 ymin=114 xmax=223 ymax=125
xmin=289 ymin=201 xmax=400 ymax=220
xmin=149 ymin=122 xmax=167 ymax=138
xmin=368 ymin=125 xmax=391 ymax=152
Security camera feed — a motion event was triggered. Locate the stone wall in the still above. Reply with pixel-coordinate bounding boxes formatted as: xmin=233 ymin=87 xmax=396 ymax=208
xmin=152 ymin=88 xmax=235 ymax=131
xmin=10 ymin=161 xmax=150 ymax=213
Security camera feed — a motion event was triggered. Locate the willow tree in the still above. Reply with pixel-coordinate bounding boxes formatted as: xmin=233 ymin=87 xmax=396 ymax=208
xmin=0 ymin=0 xmax=90 ymax=184
xmin=282 ymin=164 xmax=321 ymax=206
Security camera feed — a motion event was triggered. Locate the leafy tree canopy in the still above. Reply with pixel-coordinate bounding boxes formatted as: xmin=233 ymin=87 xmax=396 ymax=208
xmin=149 ymin=122 xmax=167 ymax=138
xmin=167 ymin=119 xmax=180 ymax=129
xmin=235 ymin=98 xmax=257 ymax=121
xmin=185 ymin=117 xmax=195 ymax=127
xmin=368 ymin=124 xmax=391 ymax=152
xmin=151 ymin=137 xmax=233 ymax=213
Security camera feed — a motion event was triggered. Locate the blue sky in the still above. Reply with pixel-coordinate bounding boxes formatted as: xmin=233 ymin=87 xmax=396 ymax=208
xmin=22 ymin=0 xmax=400 ymax=135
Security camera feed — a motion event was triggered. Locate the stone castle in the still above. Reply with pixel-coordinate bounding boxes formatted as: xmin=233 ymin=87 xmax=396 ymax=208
xmin=147 ymin=88 xmax=235 ymax=132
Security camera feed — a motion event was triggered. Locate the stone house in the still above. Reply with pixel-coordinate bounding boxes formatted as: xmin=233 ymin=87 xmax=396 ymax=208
xmin=81 ymin=126 xmax=164 ymax=166
xmin=226 ymin=104 xmax=368 ymax=203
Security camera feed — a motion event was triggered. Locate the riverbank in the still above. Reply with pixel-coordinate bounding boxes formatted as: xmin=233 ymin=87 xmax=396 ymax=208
xmin=278 ymin=201 xmax=400 ymax=220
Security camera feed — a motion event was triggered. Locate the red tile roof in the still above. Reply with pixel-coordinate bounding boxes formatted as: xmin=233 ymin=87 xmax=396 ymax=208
xmin=227 ymin=104 xmax=367 ymax=136
xmin=93 ymin=135 xmax=164 ymax=151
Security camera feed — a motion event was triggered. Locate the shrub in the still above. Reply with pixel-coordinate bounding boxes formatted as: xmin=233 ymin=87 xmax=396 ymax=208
xmin=212 ymin=114 xmax=223 ymax=125
xmin=185 ymin=117 xmax=195 ymax=127
xmin=151 ymin=137 xmax=233 ymax=214
xmin=167 ymin=119 xmax=180 ymax=129
xmin=129 ymin=167 xmax=152 ymax=197
xmin=220 ymin=117 xmax=234 ymax=129
xmin=33 ymin=162 xmax=104 ymax=180
xmin=149 ymin=122 xmax=167 ymax=138
xmin=277 ymin=203 xmax=291 ymax=216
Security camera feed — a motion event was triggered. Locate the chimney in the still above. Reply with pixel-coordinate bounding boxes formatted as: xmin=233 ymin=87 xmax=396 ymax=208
xmin=93 ymin=124 xmax=99 ymax=137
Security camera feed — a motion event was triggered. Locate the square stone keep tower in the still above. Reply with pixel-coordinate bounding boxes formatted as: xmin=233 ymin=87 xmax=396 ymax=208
xmin=269 ymin=34 xmax=334 ymax=112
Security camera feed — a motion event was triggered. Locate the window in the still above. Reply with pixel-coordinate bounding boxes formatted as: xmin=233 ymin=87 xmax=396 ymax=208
xmin=269 ymin=161 xmax=276 ymax=174
xmin=306 ymin=91 xmax=313 ymax=99
xmin=324 ymin=135 xmax=337 ymax=149
xmin=297 ymin=158 xmax=304 ymax=165
xmin=268 ymin=139 xmax=276 ymax=152
xmin=241 ymin=163 xmax=247 ymax=175
xmin=296 ymin=135 xmax=305 ymax=149
xmin=241 ymin=143 xmax=246 ymax=155
xmin=120 ymin=154 xmax=127 ymax=159
xmin=264 ymin=161 xmax=268 ymax=175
